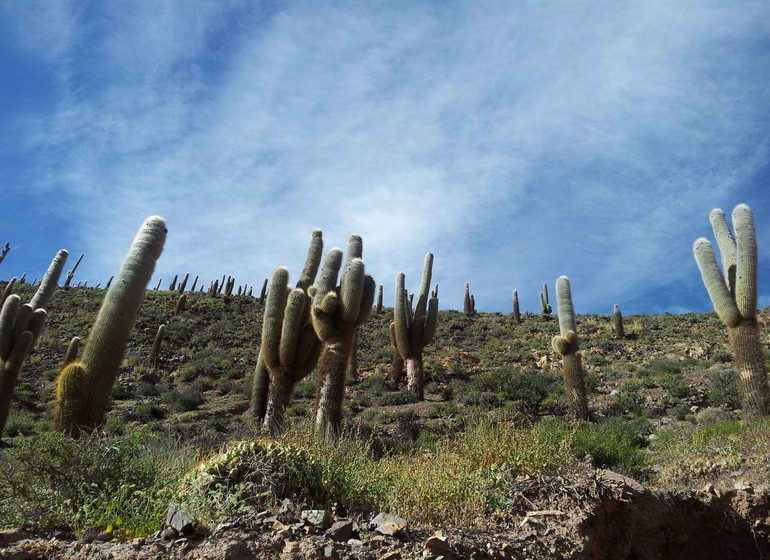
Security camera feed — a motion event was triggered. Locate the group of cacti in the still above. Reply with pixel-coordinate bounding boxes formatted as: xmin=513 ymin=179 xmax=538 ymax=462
xmin=249 ymin=230 xmax=376 ymax=438
xmin=0 ymin=202 xmax=766 ymax=443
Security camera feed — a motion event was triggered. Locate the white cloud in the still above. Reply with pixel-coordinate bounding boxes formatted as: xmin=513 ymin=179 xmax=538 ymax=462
xmin=3 ymin=0 xmax=770 ymax=312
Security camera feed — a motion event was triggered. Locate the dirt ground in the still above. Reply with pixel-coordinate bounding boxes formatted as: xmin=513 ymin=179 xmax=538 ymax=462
xmin=2 ymin=468 xmax=769 ymax=560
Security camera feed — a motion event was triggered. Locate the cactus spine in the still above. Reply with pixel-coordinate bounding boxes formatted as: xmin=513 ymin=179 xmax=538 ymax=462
xmin=391 ymin=253 xmax=438 ymax=400
xmin=312 ymin=235 xmax=375 ymax=438
xmin=252 ymin=230 xmax=323 ymax=434
xmin=694 ymin=204 xmax=768 ymax=416
xmin=54 ymin=216 xmax=167 ymax=436
xmin=551 ymin=276 xmax=589 ymax=420
xmin=0 ymin=250 xmax=67 ymax=438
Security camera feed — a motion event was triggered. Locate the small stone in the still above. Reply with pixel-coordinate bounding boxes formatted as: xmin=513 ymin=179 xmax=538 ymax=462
xmin=425 ymin=534 xmax=451 ymax=554
xmin=80 ymin=525 xmax=113 ymax=543
xmin=322 ymin=544 xmax=339 ymax=559
xmin=0 ymin=529 xmax=30 ymax=543
xmin=370 ymin=513 xmax=408 ymax=537
xmin=326 ymin=520 xmax=354 ymax=542
xmin=166 ymin=504 xmax=194 ymax=534
xmin=159 ymin=527 xmax=179 ymax=540
xmin=301 ymin=509 xmax=332 ymax=530
xmin=379 ymin=552 xmax=401 ymax=560
xmin=272 ymin=521 xmax=292 ymax=532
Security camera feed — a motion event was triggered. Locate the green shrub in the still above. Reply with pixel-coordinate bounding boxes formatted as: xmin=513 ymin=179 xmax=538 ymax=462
xmin=0 ymin=431 xmax=179 ymax=536
xmin=707 ymin=368 xmax=740 ymax=409
xmin=569 ymin=418 xmax=652 ymax=480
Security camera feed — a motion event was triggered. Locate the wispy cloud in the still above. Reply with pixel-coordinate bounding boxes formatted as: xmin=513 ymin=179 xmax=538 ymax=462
xmin=2 ymin=0 xmax=769 ymax=313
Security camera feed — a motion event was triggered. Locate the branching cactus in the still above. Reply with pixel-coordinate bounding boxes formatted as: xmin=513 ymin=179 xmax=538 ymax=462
xmin=250 ymin=230 xmax=323 ymax=433
xmin=391 ymin=253 xmax=438 ymax=400
xmin=512 ymin=290 xmax=521 ymax=323
xmin=551 ymin=276 xmax=589 ymax=420
xmin=0 ymin=249 xmax=68 ymax=439
xmin=540 ymin=283 xmax=552 ymax=315
xmin=0 ymin=242 xmax=10 ymax=265
xmin=54 ymin=216 xmax=167 ymax=436
xmin=613 ymin=304 xmax=624 ymax=339
xmin=694 ymin=204 xmax=769 ymax=416
xmin=311 ymin=235 xmax=375 ymax=438
xmin=63 ymin=253 xmax=84 ymax=288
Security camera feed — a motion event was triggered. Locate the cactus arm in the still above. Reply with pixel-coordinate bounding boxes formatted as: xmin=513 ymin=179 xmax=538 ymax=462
xmin=709 ymin=209 xmax=737 ymax=295
xmin=357 ymin=275 xmax=376 ymax=324
xmin=340 ymin=259 xmax=365 ymax=323
xmin=346 ymin=234 xmax=363 ymax=260
xmin=313 ymin=249 xmax=343 ymax=306
xmin=63 ymin=336 xmax=81 ymax=366
xmin=422 ymin=297 xmax=439 ymax=345
xmin=555 ymin=276 xmax=577 ymax=337
xmin=261 ymin=267 xmax=290 ymax=371
xmin=278 ymin=288 xmax=306 ymax=367
xmin=249 ymin=353 xmax=270 ymax=422
xmin=393 ymin=273 xmax=411 ymax=359
xmin=297 ymin=229 xmax=323 ymax=292
xmin=733 ymin=204 xmax=757 ymax=318
xmin=0 ymin=295 xmax=20 ymax=359
xmin=29 ymin=249 xmax=68 ymax=310
xmin=693 ymin=238 xmax=741 ymax=327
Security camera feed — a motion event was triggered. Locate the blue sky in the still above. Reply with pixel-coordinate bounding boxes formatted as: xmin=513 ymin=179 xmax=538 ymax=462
xmin=1 ymin=1 xmax=769 ymax=315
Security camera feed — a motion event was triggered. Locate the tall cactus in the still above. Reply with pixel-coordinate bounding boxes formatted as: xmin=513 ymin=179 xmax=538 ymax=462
xmin=54 ymin=216 xmax=167 ymax=436
xmin=311 ymin=235 xmax=375 ymax=437
xmin=250 ymin=230 xmax=323 ymax=433
xmin=551 ymin=276 xmax=589 ymax=420
xmin=463 ymin=282 xmax=472 ymax=315
xmin=613 ymin=304 xmax=624 ymax=339
xmin=694 ymin=204 xmax=768 ymax=416
xmin=0 ymin=249 xmax=68 ymax=439
xmin=391 ymin=253 xmax=438 ymax=400
xmin=512 ymin=290 xmax=521 ymax=323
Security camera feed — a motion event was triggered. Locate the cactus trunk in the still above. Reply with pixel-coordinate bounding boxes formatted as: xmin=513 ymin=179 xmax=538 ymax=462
xmin=315 ymin=325 xmax=356 ymax=438
xmin=728 ymin=319 xmax=768 ymax=416
xmin=405 ymin=356 xmax=424 ymax=400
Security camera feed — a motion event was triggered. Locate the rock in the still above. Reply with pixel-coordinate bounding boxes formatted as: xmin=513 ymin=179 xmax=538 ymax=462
xmin=370 ymin=513 xmax=408 ymax=537
xmin=301 ymin=509 xmax=332 ymax=530
xmin=159 ymin=527 xmax=179 ymax=540
xmin=378 ymin=551 xmax=402 ymax=560
xmin=601 ymin=469 xmax=645 ymax=493
xmin=80 ymin=525 xmax=114 ymax=543
xmin=326 ymin=519 xmax=354 ymax=542
xmin=166 ymin=504 xmax=195 ymax=534
xmin=425 ymin=533 xmax=452 ymax=555
xmin=0 ymin=529 xmax=29 ymax=544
